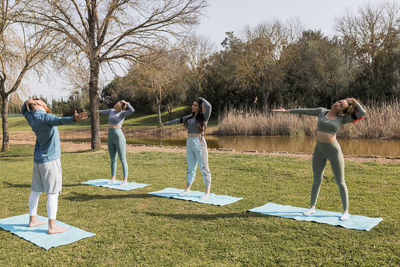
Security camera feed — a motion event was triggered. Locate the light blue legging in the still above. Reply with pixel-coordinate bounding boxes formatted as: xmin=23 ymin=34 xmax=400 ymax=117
xmin=186 ymin=136 xmax=211 ymax=186
xmin=108 ymin=128 xmax=128 ymax=178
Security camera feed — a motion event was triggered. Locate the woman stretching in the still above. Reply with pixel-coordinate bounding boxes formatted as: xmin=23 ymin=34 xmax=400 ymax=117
xmin=99 ymin=100 xmax=135 ymax=186
xmin=164 ymin=97 xmax=212 ymax=199
xmin=273 ymin=98 xmax=366 ymax=220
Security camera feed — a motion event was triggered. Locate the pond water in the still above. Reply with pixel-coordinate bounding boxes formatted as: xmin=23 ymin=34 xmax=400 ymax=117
xmin=122 ymin=135 xmax=400 ymax=157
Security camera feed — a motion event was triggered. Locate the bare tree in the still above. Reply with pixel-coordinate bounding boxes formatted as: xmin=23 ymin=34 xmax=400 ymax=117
xmin=22 ymin=0 xmax=207 ymax=149
xmin=182 ymin=34 xmax=215 ymax=100
xmin=236 ymin=20 xmax=300 ymax=111
xmin=133 ymin=49 xmax=188 ymax=126
xmin=336 ymin=1 xmax=400 ymax=79
xmin=0 ymin=0 xmax=59 ymax=151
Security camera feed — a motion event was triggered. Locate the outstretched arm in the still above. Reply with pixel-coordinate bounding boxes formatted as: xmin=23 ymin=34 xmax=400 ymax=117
xmin=164 ymin=114 xmax=192 ymax=125
xmin=272 ymin=107 xmax=290 ymax=113
xmin=41 ymin=110 xmax=88 ymax=126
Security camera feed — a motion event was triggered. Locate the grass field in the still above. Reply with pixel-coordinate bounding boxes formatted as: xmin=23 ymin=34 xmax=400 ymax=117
xmin=0 ymin=145 xmax=399 ymax=265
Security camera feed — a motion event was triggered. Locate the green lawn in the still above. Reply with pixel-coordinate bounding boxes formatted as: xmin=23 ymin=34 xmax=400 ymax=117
xmin=0 ymin=145 xmax=399 ymax=265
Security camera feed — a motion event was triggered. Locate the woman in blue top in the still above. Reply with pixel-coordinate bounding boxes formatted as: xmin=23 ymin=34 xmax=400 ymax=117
xmin=273 ymin=98 xmax=366 ymax=221
xmin=164 ymin=97 xmax=212 ymax=199
xmin=98 ymin=100 xmax=135 ymax=186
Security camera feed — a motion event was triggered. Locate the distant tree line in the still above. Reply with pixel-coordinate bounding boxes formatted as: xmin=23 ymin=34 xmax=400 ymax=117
xmin=91 ymin=2 xmax=400 ymax=119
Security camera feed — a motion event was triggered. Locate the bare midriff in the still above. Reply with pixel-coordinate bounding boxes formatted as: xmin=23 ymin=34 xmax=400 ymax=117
xmin=317 ymin=131 xmax=336 ymax=143
xmin=187 ymin=133 xmax=202 ymax=137
xmin=109 ymin=124 xmax=121 ymax=129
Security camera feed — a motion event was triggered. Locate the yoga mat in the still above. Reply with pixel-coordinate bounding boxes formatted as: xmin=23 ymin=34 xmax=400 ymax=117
xmin=0 ymin=214 xmax=95 ymax=250
xmin=81 ymin=179 xmax=149 ymax=191
xmin=248 ymin=202 xmax=383 ymax=231
xmin=147 ymin=187 xmax=243 ymax=206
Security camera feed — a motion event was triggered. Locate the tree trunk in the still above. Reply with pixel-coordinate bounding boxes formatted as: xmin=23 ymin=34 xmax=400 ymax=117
xmin=156 ymin=98 xmax=162 ymax=127
xmin=1 ymin=96 xmax=9 ymax=151
xmin=89 ymin=60 xmax=101 ymax=150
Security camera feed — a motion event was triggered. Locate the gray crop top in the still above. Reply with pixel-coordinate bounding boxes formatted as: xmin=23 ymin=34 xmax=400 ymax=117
xmin=289 ymin=104 xmax=366 ymax=135
xmin=98 ymin=103 xmax=135 ymax=126
xmin=164 ymin=97 xmax=212 ymax=134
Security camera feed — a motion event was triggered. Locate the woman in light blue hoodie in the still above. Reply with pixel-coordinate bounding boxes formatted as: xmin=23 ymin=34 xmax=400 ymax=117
xmin=164 ymin=97 xmax=212 ymax=199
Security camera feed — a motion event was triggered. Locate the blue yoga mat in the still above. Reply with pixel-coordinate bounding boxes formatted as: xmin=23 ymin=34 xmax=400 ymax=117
xmin=0 ymin=214 xmax=95 ymax=250
xmin=147 ymin=187 xmax=243 ymax=206
xmin=248 ymin=202 xmax=383 ymax=231
xmin=81 ymin=179 xmax=149 ymax=191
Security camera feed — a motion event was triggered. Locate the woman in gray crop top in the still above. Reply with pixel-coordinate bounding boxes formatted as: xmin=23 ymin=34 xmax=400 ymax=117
xmin=273 ymin=98 xmax=366 ymax=221
xmin=164 ymin=97 xmax=212 ymax=199
xmin=98 ymin=100 xmax=135 ymax=186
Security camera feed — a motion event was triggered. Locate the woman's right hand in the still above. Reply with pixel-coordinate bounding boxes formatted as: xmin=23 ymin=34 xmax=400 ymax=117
xmin=272 ymin=107 xmax=288 ymax=113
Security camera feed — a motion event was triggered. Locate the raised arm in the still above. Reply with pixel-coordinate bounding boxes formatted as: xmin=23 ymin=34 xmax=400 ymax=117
xmin=343 ymin=99 xmax=367 ymax=124
xmin=120 ymin=102 xmax=135 ymax=117
xmin=21 ymin=102 xmax=29 ymax=117
xmin=199 ymin=97 xmax=211 ymax=123
xmin=164 ymin=114 xmax=192 ymax=125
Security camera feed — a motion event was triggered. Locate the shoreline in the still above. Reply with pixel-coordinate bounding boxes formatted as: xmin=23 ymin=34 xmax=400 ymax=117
xmin=6 ymin=129 xmax=400 ymax=164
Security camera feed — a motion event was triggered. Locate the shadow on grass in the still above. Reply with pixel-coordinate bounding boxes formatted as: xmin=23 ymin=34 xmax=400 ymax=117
xmin=64 ymin=192 xmax=156 ymax=202
xmin=2 ymin=182 xmax=83 ymax=188
xmin=2 ymin=182 xmax=31 ymax=188
xmin=0 ymin=154 xmax=33 ymax=159
xmin=143 ymin=211 xmax=266 ymax=220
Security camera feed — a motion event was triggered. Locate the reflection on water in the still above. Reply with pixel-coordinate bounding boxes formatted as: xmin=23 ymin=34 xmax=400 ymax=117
xmin=124 ymin=136 xmax=400 ymax=157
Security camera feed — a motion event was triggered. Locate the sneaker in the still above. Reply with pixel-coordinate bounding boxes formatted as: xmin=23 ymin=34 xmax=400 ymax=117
xmin=200 ymin=194 xmax=211 ymax=200
xmin=303 ymin=208 xmax=316 ymax=216
xmin=121 ymin=181 xmax=128 ymax=187
xmin=107 ymin=180 xmax=116 ymax=185
xmin=339 ymin=212 xmax=350 ymax=221
xmin=178 ymin=190 xmax=190 ymax=196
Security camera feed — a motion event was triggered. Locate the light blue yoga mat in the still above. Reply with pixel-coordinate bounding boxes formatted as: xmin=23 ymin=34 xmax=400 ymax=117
xmin=81 ymin=179 xmax=149 ymax=191
xmin=0 ymin=214 xmax=95 ymax=250
xmin=147 ymin=187 xmax=243 ymax=206
xmin=248 ymin=202 xmax=383 ymax=231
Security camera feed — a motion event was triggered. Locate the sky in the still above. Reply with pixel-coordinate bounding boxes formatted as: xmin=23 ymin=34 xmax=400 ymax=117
xmin=28 ymin=0 xmax=385 ymax=100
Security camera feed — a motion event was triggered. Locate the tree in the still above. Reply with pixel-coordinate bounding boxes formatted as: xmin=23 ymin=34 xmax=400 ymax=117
xmin=181 ymin=34 xmax=215 ymax=101
xmin=133 ymin=49 xmax=189 ymax=126
xmin=23 ymin=0 xmax=207 ymax=150
xmin=336 ymin=1 xmax=400 ymax=99
xmin=0 ymin=0 xmax=58 ymax=151
xmin=280 ymin=31 xmax=349 ymax=107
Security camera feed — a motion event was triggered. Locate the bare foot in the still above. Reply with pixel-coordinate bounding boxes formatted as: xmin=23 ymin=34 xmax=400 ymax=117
xmin=28 ymin=218 xmax=47 ymax=227
xmin=48 ymin=224 xmax=69 ymax=234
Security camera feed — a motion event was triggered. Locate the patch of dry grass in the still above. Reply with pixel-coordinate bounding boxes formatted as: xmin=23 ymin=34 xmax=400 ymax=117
xmin=215 ymin=102 xmax=400 ymax=139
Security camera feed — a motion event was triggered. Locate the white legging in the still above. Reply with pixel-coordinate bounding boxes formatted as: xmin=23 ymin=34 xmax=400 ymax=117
xmin=29 ymin=191 xmax=59 ymax=220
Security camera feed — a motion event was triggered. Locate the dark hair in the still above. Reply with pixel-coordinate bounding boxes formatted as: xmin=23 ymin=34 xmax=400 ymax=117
xmin=184 ymin=99 xmax=206 ymax=132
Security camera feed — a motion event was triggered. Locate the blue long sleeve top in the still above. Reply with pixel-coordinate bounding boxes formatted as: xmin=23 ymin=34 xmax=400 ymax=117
xmin=98 ymin=103 xmax=135 ymax=126
xmin=21 ymin=104 xmax=75 ymax=163
xmin=164 ymin=97 xmax=212 ymax=134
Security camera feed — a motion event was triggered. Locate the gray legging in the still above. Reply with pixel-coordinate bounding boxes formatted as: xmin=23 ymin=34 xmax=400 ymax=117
xmin=311 ymin=140 xmax=348 ymax=210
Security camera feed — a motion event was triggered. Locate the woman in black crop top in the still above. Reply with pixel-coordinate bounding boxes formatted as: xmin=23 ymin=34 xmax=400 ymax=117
xmin=273 ymin=98 xmax=366 ymax=221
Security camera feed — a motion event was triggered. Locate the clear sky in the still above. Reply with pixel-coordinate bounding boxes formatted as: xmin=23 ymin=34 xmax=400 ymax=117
xmin=28 ymin=0 xmax=385 ymax=100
